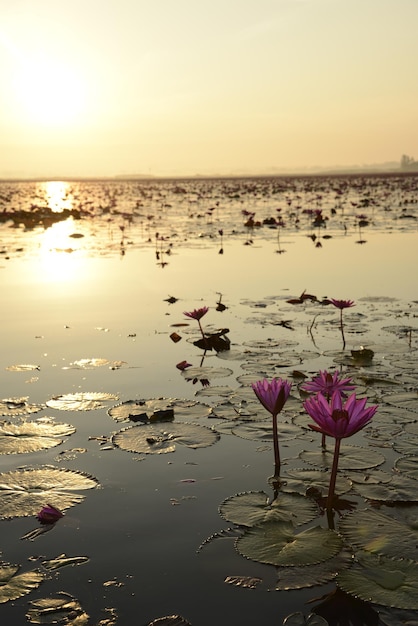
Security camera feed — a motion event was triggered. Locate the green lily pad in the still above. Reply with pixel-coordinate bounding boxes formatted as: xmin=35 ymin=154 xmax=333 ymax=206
xmin=108 ymin=398 xmax=212 ymax=423
xmin=394 ymin=455 xmax=418 ymax=481
xmin=337 ymin=551 xmax=418 ymax=610
xmin=231 ymin=421 xmax=301 ymax=442
xmin=5 ymin=364 xmax=40 ymax=372
xmin=393 ymin=434 xmax=418 ymax=455
xmin=282 ymin=612 xmax=329 ymax=625
xmin=41 ymin=554 xmax=89 ymax=570
xmin=381 ymin=391 xmax=418 ymax=413
xmin=0 ymin=563 xmax=44 ymax=603
xmin=219 ymin=491 xmax=317 ymax=527
xmin=113 ymin=422 xmax=220 ymax=454
xmin=275 ymin=550 xmax=352 ymax=591
xmin=0 ymin=467 xmax=98 ymax=519
xmin=236 ymin=522 xmax=343 ymax=566
xmin=0 ymin=418 xmax=75 ymax=454
xmin=299 ymin=445 xmax=385 ymax=470
xmin=338 ymin=509 xmax=418 ymax=560
xmin=46 ymin=392 xmax=119 ymax=411
xmin=281 ymin=469 xmax=352 ymax=497
xmin=0 ymin=397 xmax=42 ymax=417
xmin=26 ymin=592 xmax=89 ymax=624
xmin=352 ymin=472 xmax=418 ymax=502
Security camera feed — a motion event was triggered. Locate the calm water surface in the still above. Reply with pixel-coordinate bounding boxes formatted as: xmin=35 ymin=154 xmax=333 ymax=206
xmin=1 ymin=176 xmax=417 ymax=625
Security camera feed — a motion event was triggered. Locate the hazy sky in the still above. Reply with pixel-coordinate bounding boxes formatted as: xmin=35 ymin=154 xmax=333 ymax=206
xmin=1 ymin=0 xmax=417 ymax=178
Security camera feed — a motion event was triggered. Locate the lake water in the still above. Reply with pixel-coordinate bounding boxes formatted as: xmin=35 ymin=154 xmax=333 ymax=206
xmin=1 ymin=175 xmax=418 ymax=625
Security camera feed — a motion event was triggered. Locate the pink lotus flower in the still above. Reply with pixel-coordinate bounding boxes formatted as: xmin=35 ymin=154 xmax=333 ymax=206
xmin=183 ymin=306 xmax=209 ymax=321
xmin=37 ymin=504 xmax=64 ymax=524
xmin=252 ymin=378 xmax=292 ymax=416
xmin=252 ymin=378 xmax=292 ymax=475
xmin=330 ymin=299 xmax=355 ymax=349
xmin=301 ymin=370 xmax=355 ymax=398
xmin=303 ymin=390 xmax=378 ymax=514
xmin=184 ymin=306 xmax=209 ymax=343
xmin=330 ymin=299 xmax=355 ymax=310
xmin=303 ymin=391 xmax=377 ymax=440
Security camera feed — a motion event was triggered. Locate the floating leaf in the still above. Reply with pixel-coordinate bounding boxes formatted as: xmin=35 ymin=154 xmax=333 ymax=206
xmin=281 ymin=469 xmax=352 ymax=497
xmin=224 ymin=575 xmax=262 ymax=589
xmin=395 ymin=455 xmax=418 ymax=481
xmin=352 ymin=472 xmax=418 ymax=502
xmin=338 ymin=509 xmax=418 ymax=560
xmin=299 ymin=445 xmax=385 ymax=470
xmin=381 ymin=391 xmax=418 ymax=413
xmin=182 ymin=366 xmax=233 ymax=380
xmin=5 ymin=364 xmax=40 ymax=372
xmin=236 ymin=522 xmax=343 ymax=567
xmin=26 ymin=592 xmax=89 ymax=624
xmin=219 ymin=491 xmax=317 ymax=528
xmin=393 ymin=433 xmax=418 ymax=455
xmin=0 ymin=397 xmax=42 ymax=417
xmin=147 ymin=617 xmax=191 ymax=626
xmin=337 ymin=551 xmax=418 ymax=610
xmin=0 ymin=418 xmax=75 ymax=454
xmin=0 ymin=467 xmax=98 ymax=519
xmin=108 ymin=398 xmax=212 ymax=423
xmin=68 ymin=357 xmax=125 ymax=369
xmin=113 ymin=422 xmax=219 ymax=455
xmin=41 ymin=554 xmax=89 ymax=570
xmin=46 ymin=392 xmax=118 ymax=411
xmin=231 ymin=421 xmax=301 ymax=442
xmin=0 ymin=563 xmax=43 ymax=603
xmin=275 ymin=550 xmax=352 ymax=591
xmin=282 ymin=612 xmax=329 ymax=626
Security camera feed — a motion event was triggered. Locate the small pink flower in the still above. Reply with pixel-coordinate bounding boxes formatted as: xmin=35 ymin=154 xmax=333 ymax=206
xmin=183 ymin=306 xmax=209 ymax=321
xmin=301 ymin=370 xmax=355 ymax=397
xmin=176 ymin=360 xmax=192 ymax=371
xmin=330 ymin=299 xmax=355 ymax=310
xmin=37 ymin=504 xmax=64 ymax=524
xmin=252 ymin=378 xmax=292 ymax=416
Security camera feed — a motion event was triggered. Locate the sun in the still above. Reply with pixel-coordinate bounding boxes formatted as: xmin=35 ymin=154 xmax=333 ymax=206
xmin=13 ymin=53 xmax=88 ymax=128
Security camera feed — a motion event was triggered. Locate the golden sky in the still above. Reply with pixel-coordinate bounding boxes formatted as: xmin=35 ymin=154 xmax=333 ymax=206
xmin=1 ymin=0 xmax=417 ymax=178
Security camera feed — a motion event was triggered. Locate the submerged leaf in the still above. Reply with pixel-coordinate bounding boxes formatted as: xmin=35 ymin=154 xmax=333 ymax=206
xmin=219 ymin=491 xmax=317 ymax=528
xmin=237 ymin=522 xmax=343 ymax=566
xmin=0 ymin=467 xmax=98 ymax=519
xmin=113 ymin=422 xmax=220 ymax=454
xmin=0 ymin=563 xmax=43 ymax=603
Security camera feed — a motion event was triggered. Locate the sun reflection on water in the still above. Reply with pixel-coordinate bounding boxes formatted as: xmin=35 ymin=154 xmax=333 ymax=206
xmin=40 ymin=180 xmax=73 ymax=213
xmin=37 ymin=218 xmax=86 ymax=284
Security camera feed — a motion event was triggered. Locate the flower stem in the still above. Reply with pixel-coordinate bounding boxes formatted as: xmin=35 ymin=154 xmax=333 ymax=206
xmin=340 ymin=310 xmax=346 ymax=350
xmin=326 ymin=437 xmax=341 ymax=512
xmin=272 ymin=413 xmax=281 ymax=475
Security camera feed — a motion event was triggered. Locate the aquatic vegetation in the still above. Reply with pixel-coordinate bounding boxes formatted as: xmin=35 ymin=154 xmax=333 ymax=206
xmin=252 ymin=378 xmax=292 ymax=474
xmin=36 ymin=504 xmax=64 ymax=524
xmin=303 ymin=391 xmax=378 ymax=512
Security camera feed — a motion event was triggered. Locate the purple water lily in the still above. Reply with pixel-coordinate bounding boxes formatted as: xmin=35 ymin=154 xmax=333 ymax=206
xmin=301 ymin=370 xmax=355 ymax=398
xmin=184 ymin=306 xmax=209 ymax=342
xmin=330 ymin=299 xmax=355 ymax=349
xmin=37 ymin=504 xmax=64 ymax=525
xmin=252 ymin=378 xmax=292 ymax=475
xmin=304 ymin=390 xmax=378 ymax=512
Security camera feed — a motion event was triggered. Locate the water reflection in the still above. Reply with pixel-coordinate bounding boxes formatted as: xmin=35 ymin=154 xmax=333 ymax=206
xmin=40 ymin=181 xmax=73 ymax=213
xmin=37 ymin=218 xmax=85 ymax=284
